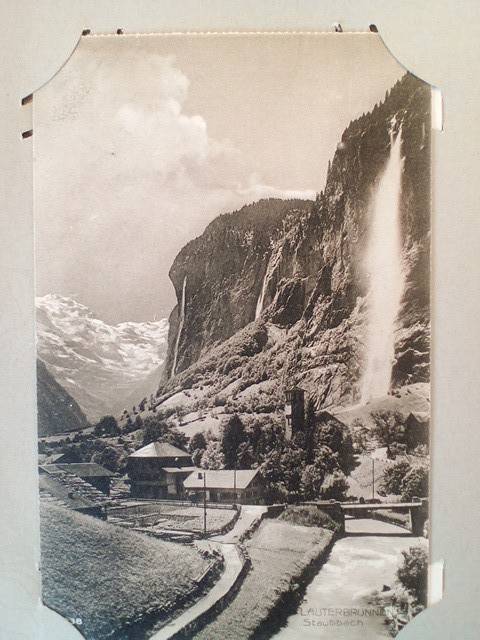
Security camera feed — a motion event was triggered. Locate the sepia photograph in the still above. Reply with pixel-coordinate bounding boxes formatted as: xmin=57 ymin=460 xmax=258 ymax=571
xmin=34 ymin=32 xmax=431 ymax=640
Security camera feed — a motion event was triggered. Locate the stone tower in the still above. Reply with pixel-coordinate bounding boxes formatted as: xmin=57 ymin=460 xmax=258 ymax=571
xmin=285 ymin=388 xmax=305 ymax=440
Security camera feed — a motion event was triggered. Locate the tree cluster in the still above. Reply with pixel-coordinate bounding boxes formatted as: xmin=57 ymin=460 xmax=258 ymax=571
xmin=380 ymin=459 xmax=429 ymax=500
xmin=397 ymin=546 xmax=428 ymax=605
xmin=141 ymin=415 xmax=188 ymax=450
xmin=191 ymin=408 xmax=356 ymax=504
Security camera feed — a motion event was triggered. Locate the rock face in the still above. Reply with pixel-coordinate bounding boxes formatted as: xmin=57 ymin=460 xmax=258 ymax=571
xmin=159 ymin=73 xmax=430 ymax=411
xmin=37 ymin=359 xmax=88 ymax=436
xmin=36 ymin=294 xmax=169 ymax=420
xmin=165 ymin=198 xmax=312 ymax=378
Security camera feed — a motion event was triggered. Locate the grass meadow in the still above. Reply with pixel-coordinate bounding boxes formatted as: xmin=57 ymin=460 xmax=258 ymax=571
xmin=40 ymin=503 xmax=211 ymax=639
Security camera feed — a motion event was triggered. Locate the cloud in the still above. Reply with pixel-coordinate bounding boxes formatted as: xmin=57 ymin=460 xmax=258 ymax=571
xmin=35 ymin=52 xmax=314 ymax=322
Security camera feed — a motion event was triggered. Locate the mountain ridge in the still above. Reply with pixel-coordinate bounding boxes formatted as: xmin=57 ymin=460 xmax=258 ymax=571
xmin=36 ymin=294 xmax=169 ymax=420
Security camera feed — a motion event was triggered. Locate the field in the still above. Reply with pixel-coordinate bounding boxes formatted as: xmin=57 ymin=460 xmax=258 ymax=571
xmin=40 ymin=503 xmax=212 ymax=639
xmin=193 ymin=519 xmax=333 ymax=640
xmin=108 ymin=502 xmax=237 ymax=534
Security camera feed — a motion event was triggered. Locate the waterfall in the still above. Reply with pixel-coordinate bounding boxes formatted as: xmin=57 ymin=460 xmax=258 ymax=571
xmin=361 ymin=127 xmax=405 ymax=403
xmin=170 ymin=276 xmax=187 ymax=378
xmin=255 ymin=271 xmax=269 ymax=319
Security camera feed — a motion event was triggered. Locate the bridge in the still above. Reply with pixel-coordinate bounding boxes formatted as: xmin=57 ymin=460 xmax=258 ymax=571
xmin=303 ymin=498 xmax=429 ymax=536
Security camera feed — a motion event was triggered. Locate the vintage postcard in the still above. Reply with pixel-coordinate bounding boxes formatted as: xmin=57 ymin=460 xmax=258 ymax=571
xmin=34 ymin=32 xmax=431 ymax=639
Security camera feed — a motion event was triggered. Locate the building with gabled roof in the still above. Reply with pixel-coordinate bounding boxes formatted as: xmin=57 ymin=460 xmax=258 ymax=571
xmin=39 ymin=468 xmax=110 ymax=519
xmin=40 ymin=462 xmax=115 ymax=495
xmin=405 ymin=411 xmax=429 ymax=451
xmin=39 ymin=451 xmax=81 ymax=465
xmin=183 ymin=468 xmax=264 ymax=505
xmin=129 ymin=441 xmax=192 ymax=460
xmin=127 ymin=441 xmax=194 ymax=499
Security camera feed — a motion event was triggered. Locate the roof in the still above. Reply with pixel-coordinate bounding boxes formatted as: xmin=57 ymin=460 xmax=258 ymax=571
xmin=40 ymin=463 xmax=115 ymax=478
xmin=39 ymin=471 xmax=110 ymax=511
xmin=316 ymin=410 xmax=349 ymax=428
xmin=183 ymin=468 xmax=260 ymax=490
xmin=163 ymin=466 xmax=196 ymax=474
xmin=45 ymin=453 xmax=68 ymax=464
xmin=129 ymin=441 xmax=192 ymax=459
xmin=406 ymin=411 xmax=430 ymax=425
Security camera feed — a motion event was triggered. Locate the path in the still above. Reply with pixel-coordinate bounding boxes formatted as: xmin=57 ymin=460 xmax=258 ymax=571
xmin=211 ymin=505 xmax=267 ymax=544
xmin=273 ymin=518 xmax=424 ymax=640
xmin=152 ymin=505 xmax=266 ymax=639
xmin=151 ymin=543 xmax=242 ymax=640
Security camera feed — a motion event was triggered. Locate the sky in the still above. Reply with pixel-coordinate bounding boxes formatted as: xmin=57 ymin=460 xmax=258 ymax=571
xmin=34 ymin=33 xmax=403 ymax=323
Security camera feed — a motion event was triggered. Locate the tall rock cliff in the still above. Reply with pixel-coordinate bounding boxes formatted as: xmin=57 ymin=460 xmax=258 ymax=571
xmin=165 ymin=198 xmax=313 ymax=378
xmin=158 ymin=73 xmax=430 ymax=412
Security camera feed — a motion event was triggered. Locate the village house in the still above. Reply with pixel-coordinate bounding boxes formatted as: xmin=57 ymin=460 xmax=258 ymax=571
xmin=183 ymin=468 xmax=264 ymax=504
xmin=39 ymin=467 xmax=110 ymax=519
xmin=127 ymin=441 xmax=194 ymax=499
xmin=405 ymin=411 xmax=429 ymax=451
xmin=40 ymin=462 xmax=115 ymax=495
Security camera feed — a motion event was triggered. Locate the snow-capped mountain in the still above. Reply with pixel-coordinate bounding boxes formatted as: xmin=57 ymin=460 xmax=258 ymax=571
xmin=36 ymin=294 xmax=168 ymax=421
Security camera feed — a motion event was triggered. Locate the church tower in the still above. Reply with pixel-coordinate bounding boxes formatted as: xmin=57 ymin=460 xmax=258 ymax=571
xmin=285 ymin=388 xmax=305 ymax=440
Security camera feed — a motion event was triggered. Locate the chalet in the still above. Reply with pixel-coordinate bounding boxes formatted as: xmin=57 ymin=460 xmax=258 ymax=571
xmin=183 ymin=468 xmax=264 ymax=505
xmin=39 ymin=468 xmax=110 ymax=519
xmin=405 ymin=412 xmax=429 ymax=451
xmin=127 ymin=441 xmax=194 ymax=499
xmin=40 ymin=462 xmax=115 ymax=495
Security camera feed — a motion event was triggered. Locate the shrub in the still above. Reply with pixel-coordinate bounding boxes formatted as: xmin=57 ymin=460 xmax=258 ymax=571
xmin=200 ymin=441 xmax=225 ymax=470
xmin=189 ymin=431 xmax=207 ymax=453
xmin=381 ymin=460 xmax=412 ymax=495
xmin=191 ymin=448 xmax=204 ymax=467
xmin=279 ymin=505 xmax=341 ymax=532
xmin=351 ymin=418 xmax=369 ymax=453
xmin=142 ymin=419 xmax=169 ymax=446
xmin=400 ymin=465 xmax=428 ymax=501
xmin=388 ymin=442 xmax=407 ymax=459
xmin=316 ymin=419 xmax=356 ymax=475
xmin=92 ymin=446 xmax=120 ymax=473
xmin=301 ymin=462 xmax=326 ymax=501
xmin=397 ymin=546 xmax=428 ymax=605
xmin=221 ymin=414 xmax=247 ymax=469
xmin=319 ymin=470 xmax=349 ymax=501
xmin=94 ymin=416 xmax=120 ymax=437
xmin=371 ymin=410 xmax=406 ymax=449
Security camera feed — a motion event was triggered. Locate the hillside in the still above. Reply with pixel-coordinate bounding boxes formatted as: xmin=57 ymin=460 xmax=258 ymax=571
xmin=37 ymin=359 xmax=89 ymax=436
xmin=127 ymin=73 xmax=430 ymax=438
xmin=40 ymin=503 xmax=211 ymax=640
xmin=36 ymin=294 xmax=168 ymax=421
